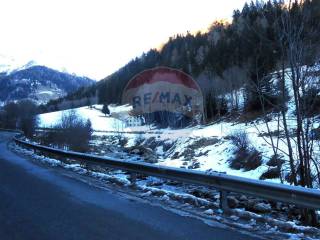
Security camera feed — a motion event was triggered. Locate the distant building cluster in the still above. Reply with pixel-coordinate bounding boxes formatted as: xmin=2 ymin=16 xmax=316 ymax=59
xmin=124 ymin=116 xmax=145 ymax=127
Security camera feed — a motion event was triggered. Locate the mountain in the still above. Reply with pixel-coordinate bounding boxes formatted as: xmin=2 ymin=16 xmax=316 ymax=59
xmin=0 ymin=65 xmax=94 ymax=105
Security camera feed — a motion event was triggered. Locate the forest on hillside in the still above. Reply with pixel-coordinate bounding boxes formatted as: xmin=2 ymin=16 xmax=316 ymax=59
xmin=46 ymin=0 xmax=320 ymax=121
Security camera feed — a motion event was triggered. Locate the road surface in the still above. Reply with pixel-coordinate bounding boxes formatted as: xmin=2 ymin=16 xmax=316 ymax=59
xmin=0 ymin=131 xmax=259 ymax=240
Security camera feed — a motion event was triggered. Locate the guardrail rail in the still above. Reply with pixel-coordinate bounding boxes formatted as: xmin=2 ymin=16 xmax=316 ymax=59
xmin=9 ymin=131 xmax=320 ymax=211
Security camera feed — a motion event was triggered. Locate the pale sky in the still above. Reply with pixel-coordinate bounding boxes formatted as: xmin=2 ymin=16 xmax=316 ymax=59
xmin=0 ymin=0 xmax=249 ymax=80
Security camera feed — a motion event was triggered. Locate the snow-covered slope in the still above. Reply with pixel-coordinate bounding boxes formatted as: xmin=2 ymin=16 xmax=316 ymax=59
xmin=39 ymin=105 xmax=127 ymax=131
xmin=37 ymin=104 xmax=289 ymax=182
xmin=37 ymin=65 xmax=320 ymax=186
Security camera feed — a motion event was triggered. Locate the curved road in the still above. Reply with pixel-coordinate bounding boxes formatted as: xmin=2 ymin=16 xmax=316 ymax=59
xmin=0 ymin=131 xmax=259 ymax=240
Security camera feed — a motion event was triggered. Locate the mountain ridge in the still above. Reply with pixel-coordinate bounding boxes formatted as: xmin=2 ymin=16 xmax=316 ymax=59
xmin=0 ymin=64 xmax=94 ymax=105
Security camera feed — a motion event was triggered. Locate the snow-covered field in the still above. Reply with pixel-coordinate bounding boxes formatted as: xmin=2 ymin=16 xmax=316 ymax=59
xmin=38 ymin=101 xmax=319 ymax=185
xmin=38 ymin=105 xmax=129 ymax=131
xmin=37 ymin=65 xmax=320 ymax=186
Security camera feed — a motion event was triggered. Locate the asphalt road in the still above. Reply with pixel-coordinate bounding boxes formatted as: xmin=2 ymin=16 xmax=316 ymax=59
xmin=0 ymin=131 xmax=259 ymax=240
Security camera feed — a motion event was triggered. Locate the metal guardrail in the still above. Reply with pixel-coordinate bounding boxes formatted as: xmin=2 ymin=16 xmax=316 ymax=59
xmin=36 ymin=127 xmax=164 ymax=135
xmin=12 ymin=134 xmax=320 ymax=210
xmin=0 ymin=128 xmax=23 ymax=134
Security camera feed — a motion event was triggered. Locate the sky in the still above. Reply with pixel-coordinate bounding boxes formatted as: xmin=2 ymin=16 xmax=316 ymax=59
xmin=0 ymin=0 xmax=250 ymax=80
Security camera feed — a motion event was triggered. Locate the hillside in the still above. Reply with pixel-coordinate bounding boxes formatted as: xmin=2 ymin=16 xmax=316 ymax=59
xmin=37 ymin=61 xmax=320 ymax=187
xmin=37 ymin=97 xmax=319 ymax=186
xmin=47 ymin=0 xmax=320 ymax=124
xmin=37 ymin=0 xmax=320 ymax=189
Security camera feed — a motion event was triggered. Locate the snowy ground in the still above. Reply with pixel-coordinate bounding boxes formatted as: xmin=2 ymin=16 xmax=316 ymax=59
xmin=38 ymin=104 xmax=128 ymax=131
xmin=37 ymin=65 xmax=320 ymax=186
xmin=38 ymin=102 xmax=320 ymax=185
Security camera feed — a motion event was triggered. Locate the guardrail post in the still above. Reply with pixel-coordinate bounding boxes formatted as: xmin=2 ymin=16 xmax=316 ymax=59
xmin=220 ymin=190 xmax=229 ymax=212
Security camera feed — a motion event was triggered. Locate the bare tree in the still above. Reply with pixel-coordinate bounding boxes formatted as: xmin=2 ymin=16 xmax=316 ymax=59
xmin=43 ymin=110 xmax=93 ymax=152
xmin=269 ymin=0 xmax=319 ymax=225
xmin=238 ymin=0 xmax=319 ymax=225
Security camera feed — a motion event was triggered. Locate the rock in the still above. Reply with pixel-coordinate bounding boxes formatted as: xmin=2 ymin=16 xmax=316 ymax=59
xmin=161 ymin=195 xmax=170 ymax=201
xmin=189 ymin=189 xmax=212 ymax=199
xmin=144 ymin=155 xmax=158 ymax=163
xmin=204 ymin=209 xmax=214 ymax=215
xmin=216 ymin=209 xmax=223 ymax=214
xmin=246 ymin=199 xmax=256 ymax=208
xmin=188 ymin=161 xmax=200 ymax=169
xmin=275 ymin=202 xmax=282 ymax=210
xmin=131 ymin=148 xmax=141 ymax=154
xmin=213 ymin=194 xmax=220 ymax=200
xmin=277 ymin=222 xmax=295 ymax=232
xmin=142 ymin=137 xmax=157 ymax=150
xmin=171 ymin=152 xmax=180 ymax=159
xmin=249 ymin=219 xmax=257 ymax=226
xmin=183 ymin=148 xmax=194 ymax=156
xmin=229 ymin=215 xmax=239 ymax=221
xmin=192 ymin=138 xmax=219 ymax=149
xmin=253 ymin=202 xmax=272 ymax=213
xmin=128 ymin=145 xmax=158 ymax=163
xmin=239 ymin=195 xmax=248 ymax=202
xmin=152 ymin=190 xmax=166 ymax=197
xmin=163 ymin=141 xmax=174 ymax=152
xmin=144 ymin=147 xmax=154 ymax=154
xmin=195 ymin=150 xmax=210 ymax=157
xmin=227 ymin=196 xmax=240 ymax=208
xmin=141 ymin=191 xmax=152 ymax=197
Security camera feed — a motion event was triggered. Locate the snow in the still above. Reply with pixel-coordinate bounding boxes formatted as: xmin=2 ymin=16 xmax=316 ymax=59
xmin=37 ymin=90 xmax=55 ymax=95
xmin=253 ymin=202 xmax=272 ymax=213
xmin=37 ymin=101 xmax=298 ymax=184
xmin=37 ymin=103 xmax=293 ymax=183
xmin=204 ymin=209 xmax=214 ymax=215
xmin=38 ymin=105 xmax=125 ymax=131
xmin=109 ymin=104 xmax=132 ymax=113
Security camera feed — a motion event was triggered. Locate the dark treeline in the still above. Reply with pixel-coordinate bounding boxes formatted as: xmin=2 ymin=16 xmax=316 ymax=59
xmin=0 ymin=100 xmax=39 ymax=137
xmin=46 ymin=0 xmax=320 ymax=121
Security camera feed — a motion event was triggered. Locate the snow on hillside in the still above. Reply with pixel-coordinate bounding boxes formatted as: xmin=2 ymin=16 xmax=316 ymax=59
xmin=39 ymin=107 xmax=277 ymax=181
xmin=32 ymin=97 xmax=320 ymax=239
xmin=37 ymin=66 xmax=320 ymax=185
xmin=37 ymin=103 xmax=301 ymax=183
xmin=39 ymin=105 xmax=127 ymax=131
